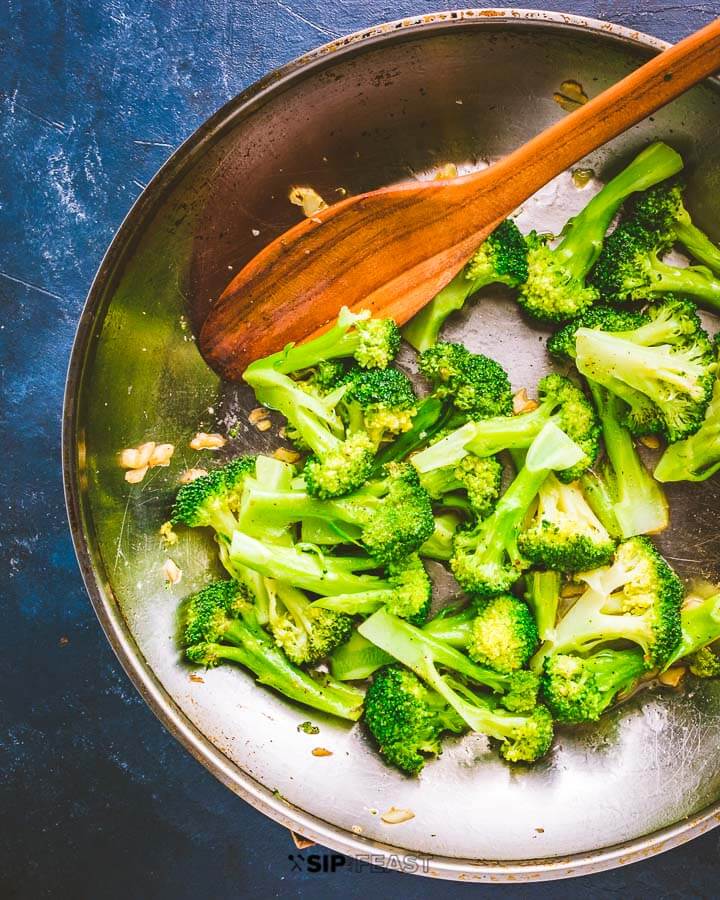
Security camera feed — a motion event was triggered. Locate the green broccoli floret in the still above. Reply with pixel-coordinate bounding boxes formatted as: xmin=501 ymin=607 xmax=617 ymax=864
xmin=313 ymin=554 xmax=432 ymax=625
xmin=359 ymin=609 xmax=553 ymax=763
xmin=412 ymin=374 xmax=599 ymax=484
xmin=419 ymin=454 xmax=504 ymax=519
xmin=518 ymin=473 xmax=616 ymax=572
xmin=541 ymin=648 xmax=647 ymax=724
xmin=239 ymin=462 xmax=434 ymax=565
xmin=575 ymin=298 xmax=716 ymax=442
xmin=340 ymin=366 xmax=418 ymax=446
xmin=418 ymin=342 xmax=513 ymax=421
xmin=329 ymin=628 xmax=394 ymax=682
xmin=524 ymin=570 xmax=562 ymax=642
xmin=631 ymin=181 xmax=720 ymax=277
xmin=655 ymin=339 xmax=720 ymax=482
xmin=363 ymin=665 xmax=466 ymax=775
xmin=532 ymin=537 xmax=683 ymax=670
xmin=423 ymin=595 xmax=539 ymax=673
xmin=182 ymin=581 xmax=363 ymax=721
xmin=171 ymin=456 xmax=256 ymax=535
xmin=419 ymin=511 xmax=462 ymax=561
xmin=403 ymin=220 xmax=529 ymax=351
xmin=688 ymin=647 xmax=720 ymax=678
xmin=264 ymin=580 xmax=352 ymax=666
xmin=662 ymin=591 xmax=720 ymax=670
xmin=449 ymin=422 xmax=587 ymax=599
xmin=517 ymin=142 xmax=683 ymax=321
xmin=590 ymin=219 xmax=720 ymax=311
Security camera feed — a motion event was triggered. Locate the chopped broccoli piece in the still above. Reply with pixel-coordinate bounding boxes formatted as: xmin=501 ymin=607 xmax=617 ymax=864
xmin=449 ymin=422 xmax=587 ymax=599
xmin=403 ymin=219 xmax=529 ymax=351
xmin=688 ymin=647 xmax=720 ymax=678
xmin=663 ymin=591 xmax=720 ymax=669
xmin=359 ymin=609 xmax=553 ymax=763
xmin=518 ymin=473 xmax=616 ymax=572
xmin=329 ymin=629 xmax=394 ymax=682
xmin=171 ymin=456 xmax=256 ymax=534
xmin=340 ymin=366 xmax=417 ymax=446
xmin=575 ymin=298 xmax=716 ymax=442
xmin=424 ymin=595 xmax=539 ymax=673
xmin=412 ymin=374 xmax=599 ymax=483
xmin=363 ymin=665 xmax=466 ymax=775
xmin=541 ymin=648 xmax=647 ymax=724
xmin=518 ymin=142 xmax=683 ymax=321
xmin=632 ymin=181 xmax=720 ymax=277
xmin=419 ymin=511 xmax=462 ymax=561
xmin=524 ymin=570 xmax=562 ymax=642
xmin=183 ymin=581 xmax=363 ymax=721
xmin=419 ymin=454 xmax=504 ymax=519
xmin=532 ymin=537 xmax=683 ymax=669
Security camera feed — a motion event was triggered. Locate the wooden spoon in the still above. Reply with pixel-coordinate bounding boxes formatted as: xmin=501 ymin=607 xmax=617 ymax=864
xmin=200 ymin=18 xmax=720 ymax=380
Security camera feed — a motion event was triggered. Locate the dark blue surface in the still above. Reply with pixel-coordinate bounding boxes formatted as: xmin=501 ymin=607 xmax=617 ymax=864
xmin=4 ymin=2 xmax=720 ymax=897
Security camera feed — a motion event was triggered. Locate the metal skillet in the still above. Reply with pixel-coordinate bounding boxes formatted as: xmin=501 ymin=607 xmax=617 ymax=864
xmin=64 ymin=9 xmax=720 ymax=882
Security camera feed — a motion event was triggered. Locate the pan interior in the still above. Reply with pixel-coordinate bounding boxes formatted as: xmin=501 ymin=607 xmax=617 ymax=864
xmin=70 ymin=19 xmax=720 ymax=864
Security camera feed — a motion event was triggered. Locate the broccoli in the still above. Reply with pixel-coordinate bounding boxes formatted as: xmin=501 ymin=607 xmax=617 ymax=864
xmin=329 ymin=629 xmax=394 ymax=682
xmin=662 ymin=591 xmax=720 ymax=669
xmin=359 ymin=609 xmax=553 ymax=762
xmin=411 ymin=373 xmax=599 ymax=484
xmin=574 ymin=298 xmax=716 ymax=442
xmin=590 ymin=219 xmax=720 ymax=311
xmin=688 ymin=647 xmax=720 ymax=678
xmin=518 ymin=473 xmax=616 ymax=572
xmin=518 ymin=141 xmax=683 ymax=321
xmin=532 ymin=537 xmax=683 ymax=670
xmin=419 ymin=511 xmax=462 ymax=561
xmin=423 ymin=594 xmax=539 ymax=673
xmin=371 ymin=396 xmax=449 ymax=473
xmin=340 ymin=366 xmax=417 ymax=446
xmin=313 ymin=555 xmax=432 ymax=625
xmin=541 ymin=648 xmax=648 ymax=724
xmin=264 ymin=579 xmax=352 ymax=666
xmin=632 ymin=181 xmax=720 ymax=277
xmin=655 ymin=339 xmax=720 ymax=482
xmin=524 ymin=570 xmax=562 ymax=642
xmin=182 ymin=581 xmax=363 ymax=721
xmin=418 ymin=342 xmax=514 ymax=422
xmin=239 ymin=462 xmax=434 ymax=565
xmin=449 ymin=422 xmax=587 ymax=599
xmin=363 ymin=665 xmax=466 ymax=775
xmin=403 ymin=219 xmax=529 ymax=351
xmin=419 ymin=454 xmax=504 ymax=519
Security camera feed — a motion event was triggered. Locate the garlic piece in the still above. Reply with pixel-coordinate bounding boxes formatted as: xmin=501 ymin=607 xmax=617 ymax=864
xmin=179 ymin=468 xmax=208 ymax=484
xmin=162 ymin=558 xmax=182 ymax=586
xmin=381 ymin=806 xmax=415 ymax=825
xmin=125 ymin=465 xmax=149 ymax=484
xmin=190 ymin=432 xmax=226 ymax=450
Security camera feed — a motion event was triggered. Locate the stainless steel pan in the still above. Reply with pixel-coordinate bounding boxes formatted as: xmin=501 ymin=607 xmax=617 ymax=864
xmin=63 ymin=9 xmax=720 ymax=881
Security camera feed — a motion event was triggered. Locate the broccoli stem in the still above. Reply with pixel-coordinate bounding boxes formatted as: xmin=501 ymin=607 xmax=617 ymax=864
xmin=202 ymin=618 xmax=364 ymax=720
xmin=645 ymin=258 xmax=720 ymax=310
xmin=422 ymin=606 xmax=476 ymax=645
xmin=402 ymin=267 xmax=488 ymax=353
xmin=419 ymin=512 xmax=460 ymax=561
xmin=589 ymin=382 xmax=668 ymax=538
xmin=672 ymin=219 xmax=720 ymax=277
xmin=329 ymin=630 xmax=394 ymax=681
xmin=228 ymin=531 xmax=385 ymax=596
xmin=217 ymin=540 xmax=272 ymax=625
xmin=664 ymin=593 xmax=720 ymax=669
xmin=557 ymin=142 xmax=683 ymax=278
xmin=525 ymin=570 xmax=561 ymax=642
xmin=580 ymin=470 xmax=622 ymax=539
xmin=372 ymin=397 xmax=448 ymax=472
xmin=654 ymin=378 xmax=720 ymax=483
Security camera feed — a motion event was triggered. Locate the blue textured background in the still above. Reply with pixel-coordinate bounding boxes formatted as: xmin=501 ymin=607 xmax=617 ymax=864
xmin=3 ymin=2 xmax=720 ymax=897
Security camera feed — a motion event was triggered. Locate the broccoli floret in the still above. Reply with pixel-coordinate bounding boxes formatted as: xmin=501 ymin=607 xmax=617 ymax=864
xmin=663 ymin=591 xmax=720 ymax=669
xmin=265 ymin=580 xmax=352 ymax=666
xmin=419 ymin=511 xmax=462 ymax=561
xmin=688 ymin=647 xmax=720 ymax=678
xmin=590 ymin=219 xmax=720 ymax=311
xmin=541 ymin=648 xmax=647 ymax=724
xmin=632 ymin=181 xmax=720 ymax=276
xmin=359 ymin=609 xmax=553 ymax=763
xmin=419 ymin=454 xmax=504 ymax=519
xmin=418 ymin=342 xmax=513 ymax=421
xmin=517 ymin=142 xmax=683 ymax=321
xmin=314 ymin=554 xmax=432 ymax=625
xmin=412 ymin=374 xmax=599 ymax=483
xmin=182 ymin=581 xmax=364 ymax=721
xmin=329 ymin=629 xmax=394 ymax=682
xmin=341 ymin=366 xmax=418 ymax=446
xmin=171 ymin=456 xmax=256 ymax=535
xmin=449 ymin=422 xmax=587 ymax=599
xmin=371 ymin=396 xmax=449 ymax=473
xmin=655 ymin=340 xmax=720 ymax=482
xmin=518 ymin=473 xmax=616 ymax=572
xmin=363 ymin=666 xmax=466 ymax=775
xmin=403 ymin=219 xmax=529 ymax=351
xmin=239 ymin=462 xmax=434 ymax=565
xmin=575 ymin=298 xmax=716 ymax=442
xmin=524 ymin=570 xmax=562 ymax=642
xmin=532 ymin=537 xmax=683 ymax=669
xmin=424 ymin=595 xmax=539 ymax=673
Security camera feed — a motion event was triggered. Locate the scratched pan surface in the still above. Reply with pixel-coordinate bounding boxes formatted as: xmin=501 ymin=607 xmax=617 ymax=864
xmin=64 ymin=10 xmax=720 ymax=881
